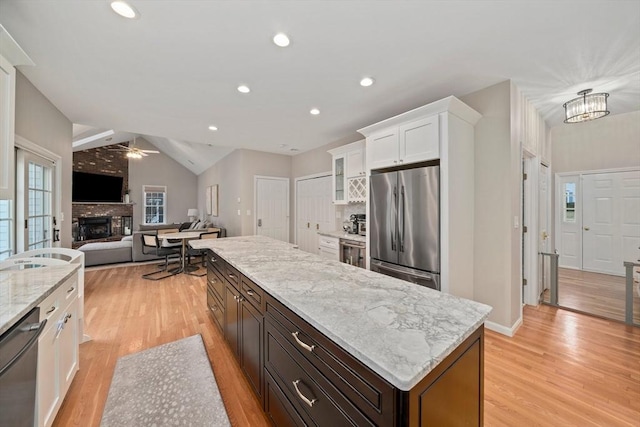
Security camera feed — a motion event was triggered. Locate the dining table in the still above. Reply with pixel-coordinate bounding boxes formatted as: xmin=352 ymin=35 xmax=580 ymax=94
xmin=159 ymin=231 xmax=212 ymax=274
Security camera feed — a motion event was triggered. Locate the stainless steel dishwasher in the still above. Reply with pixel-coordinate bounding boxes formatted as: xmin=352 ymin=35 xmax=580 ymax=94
xmin=0 ymin=307 xmax=47 ymax=427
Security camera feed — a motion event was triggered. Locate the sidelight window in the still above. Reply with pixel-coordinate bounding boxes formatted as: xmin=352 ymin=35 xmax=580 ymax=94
xmin=563 ymin=182 xmax=576 ymax=222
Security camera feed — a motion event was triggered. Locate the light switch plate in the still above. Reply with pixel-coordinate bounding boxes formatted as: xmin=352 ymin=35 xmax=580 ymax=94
xmin=237 ymin=209 xmax=241 ymax=216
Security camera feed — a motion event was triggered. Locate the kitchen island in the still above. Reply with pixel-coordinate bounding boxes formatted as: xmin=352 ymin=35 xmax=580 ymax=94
xmin=190 ymin=235 xmax=491 ymax=426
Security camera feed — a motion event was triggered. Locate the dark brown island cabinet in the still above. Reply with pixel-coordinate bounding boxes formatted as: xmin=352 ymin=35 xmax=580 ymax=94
xmin=206 ymin=250 xmax=484 ymax=426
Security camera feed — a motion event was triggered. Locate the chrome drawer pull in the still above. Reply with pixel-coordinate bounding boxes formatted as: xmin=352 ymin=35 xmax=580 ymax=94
xmin=292 ymin=380 xmax=317 ymax=408
xmin=228 ymin=273 xmax=235 ymax=279
xmin=210 ymin=257 xmax=217 ymax=263
xmin=246 ymin=289 xmax=255 ymax=297
xmin=291 ymin=331 xmax=315 ymax=352
xmin=67 ymin=286 xmax=75 ymax=293
xmin=210 ymin=305 xmax=217 ymax=312
xmin=46 ymin=306 xmax=56 ymax=314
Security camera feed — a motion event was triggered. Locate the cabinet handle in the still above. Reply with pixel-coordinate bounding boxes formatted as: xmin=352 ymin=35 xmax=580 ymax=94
xmin=246 ymin=289 xmax=255 ymax=297
xmin=292 ymin=380 xmax=317 ymax=408
xmin=67 ymin=286 xmax=75 ymax=293
xmin=210 ymin=257 xmax=217 ymax=263
xmin=228 ymin=273 xmax=235 ymax=279
xmin=393 ymin=160 xmax=397 ymax=164
xmin=399 ymin=159 xmax=404 ymax=163
xmin=63 ymin=313 xmax=72 ymax=324
xmin=210 ymin=305 xmax=217 ymax=312
xmin=291 ymin=331 xmax=315 ymax=352
xmin=238 ymin=295 xmax=245 ymax=302
xmin=46 ymin=306 xmax=56 ymax=314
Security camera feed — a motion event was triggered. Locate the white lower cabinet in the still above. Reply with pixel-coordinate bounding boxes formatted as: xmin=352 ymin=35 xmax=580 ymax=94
xmin=37 ymin=273 xmax=80 ymax=427
xmin=318 ymin=235 xmax=340 ymax=261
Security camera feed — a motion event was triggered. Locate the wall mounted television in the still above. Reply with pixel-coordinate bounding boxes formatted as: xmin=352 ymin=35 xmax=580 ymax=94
xmin=72 ymin=172 xmax=124 ymax=203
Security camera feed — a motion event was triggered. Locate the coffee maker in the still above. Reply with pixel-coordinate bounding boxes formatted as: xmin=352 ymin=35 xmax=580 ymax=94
xmin=348 ymin=214 xmax=366 ymax=235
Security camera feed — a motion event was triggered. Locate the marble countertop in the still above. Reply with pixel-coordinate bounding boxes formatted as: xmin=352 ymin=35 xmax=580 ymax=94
xmin=318 ymin=230 xmax=366 ymax=243
xmin=189 ymin=236 xmax=491 ymax=391
xmin=0 ymin=264 xmax=80 ymax=335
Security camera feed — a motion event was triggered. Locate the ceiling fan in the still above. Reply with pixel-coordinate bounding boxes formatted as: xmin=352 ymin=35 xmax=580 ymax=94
xmin=109 ymin=137 xmax=159 ymax=159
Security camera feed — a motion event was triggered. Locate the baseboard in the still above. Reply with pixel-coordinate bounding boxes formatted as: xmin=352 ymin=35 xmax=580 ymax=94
xmin=485 ymin=317 xmax=523 ymax=337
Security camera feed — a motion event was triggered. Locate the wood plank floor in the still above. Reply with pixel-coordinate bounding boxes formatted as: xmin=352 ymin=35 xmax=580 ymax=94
xmin=53 ymin=264 xmax=640 ymax=427
xmin=543 ymin=268 xmax=640 ymax=324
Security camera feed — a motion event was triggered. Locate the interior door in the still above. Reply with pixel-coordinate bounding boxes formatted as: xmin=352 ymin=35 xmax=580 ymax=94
xmin=256 ymin=177 xmax=289 ymax=242
xmin=539 ymin=164 xmax=551 ymax=294
xmin=16 ymin=149 xmax=55 ymax=252
xmin=557 ymin=174 xmax=581 ymax=270
xmin=583 ymin=171 xmax=640 ymax=275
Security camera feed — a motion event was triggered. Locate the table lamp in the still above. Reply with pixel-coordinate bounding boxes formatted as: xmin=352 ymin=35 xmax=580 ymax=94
xmin=187 ymin=208 xmax=199 ymax=222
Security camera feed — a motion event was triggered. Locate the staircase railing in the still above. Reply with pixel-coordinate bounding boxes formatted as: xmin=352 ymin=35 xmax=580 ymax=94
xmin=623 ymin=261 xmax=639 ymax=326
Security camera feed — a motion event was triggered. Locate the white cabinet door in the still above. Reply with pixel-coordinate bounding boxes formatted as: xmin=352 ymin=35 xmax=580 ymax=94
xmin=367 ymin=128 xmax=398 ymax=169
xmin=332 ymin=153 xmax=347 ymax=204
xmin=37 ymin=320 xmax=60 ymax=427
xmin=399 ymin=115 xmax=439 ymax=165
xmin=58 ymin=298 xmax=79 ymax=397
xmin=0 ymin=54 xmax=16 ymax=199
xmin=346 ymin=148 xmax=364 ymax=178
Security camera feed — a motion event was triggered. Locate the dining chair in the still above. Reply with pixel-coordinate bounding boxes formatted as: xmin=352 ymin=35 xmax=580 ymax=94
xmin=140 ymin=233 xmax=181 ymax=280
xmin=186 ymin=230 xmax=220 ymax=276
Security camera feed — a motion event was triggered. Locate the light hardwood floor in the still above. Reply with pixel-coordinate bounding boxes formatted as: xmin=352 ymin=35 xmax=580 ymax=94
xmin=53 ymin=264 xmax=640 ymax=427
xmin=543 ymin=268 xmax=640 ymax=324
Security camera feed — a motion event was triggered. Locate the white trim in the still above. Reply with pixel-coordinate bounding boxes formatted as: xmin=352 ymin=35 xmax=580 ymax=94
xmin=485 ymin=317 xmax=523 ymax=337
xmin=293 ymin=172 xmax=331 ymax=244
xmin=522 ymin=154 xmax=541 ymax=306
xmin=556 ymin=166 xmax=640 ymax=177
xmin=253 ymin=176 xmax=290 ymax=240
xmin=15 ymin=135 xmax=62 ymax=249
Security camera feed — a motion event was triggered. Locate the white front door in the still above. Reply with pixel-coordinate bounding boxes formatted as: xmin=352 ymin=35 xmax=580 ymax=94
xmin=296 ymin=175 xmax=332 ymax=254
xmin=583 ymin=171 xmax=640 ymax=275
xmin=255 ymin=176 xmax=289 ymax=242
xmin=557 ymin=174 xmax=582 ymax=270
xmin=16 ymin=150 xmax=55 ymax=252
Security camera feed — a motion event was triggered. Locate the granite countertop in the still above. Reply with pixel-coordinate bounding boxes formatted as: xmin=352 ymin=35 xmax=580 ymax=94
xmin=318 ymin=230 xmax=366 ymax=243
xmin=0 ymin=264 xmax=80 ymax=335
xmin=189 ymin=236 xmax=491 ymax=391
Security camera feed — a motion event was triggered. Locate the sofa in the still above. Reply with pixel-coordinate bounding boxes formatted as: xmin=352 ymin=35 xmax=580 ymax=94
xmin=79 ymin=222 xmax=226 ymax=267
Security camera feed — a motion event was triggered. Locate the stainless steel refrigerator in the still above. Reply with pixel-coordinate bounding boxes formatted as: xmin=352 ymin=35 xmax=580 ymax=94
xmin=369 ymin=165 xmax=440 ymax=290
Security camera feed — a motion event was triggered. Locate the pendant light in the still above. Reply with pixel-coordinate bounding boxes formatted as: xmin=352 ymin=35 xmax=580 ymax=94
xmin=563 ymin=89 xmax=610 ymax=124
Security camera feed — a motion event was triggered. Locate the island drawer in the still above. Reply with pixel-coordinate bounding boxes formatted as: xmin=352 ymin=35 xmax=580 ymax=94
xmin=207 ymin=268 xmax=225 ymax=302
xmin=38 ymin=275 xmax=78 ymax=323
xmin=207 ymin=287 xmax=224 ymax=332
xmin=265 ymin=295 xmax=394 ymax=426
xmin=207 ymin=250 xmax=226 ymax=276
xmin=265 ymin=318 xmax=375 ymax=426
xmin=264 ymin=370 xmax=307 ymax=427
xmin=225 ymin=263 xmax=241 ymax=288
xmin=241 ymin=276 xmax=264 ymax=311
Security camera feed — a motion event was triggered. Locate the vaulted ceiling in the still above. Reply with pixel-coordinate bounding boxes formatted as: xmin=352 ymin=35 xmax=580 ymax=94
xmin=1 ymin=1 xmax=638 ymax=174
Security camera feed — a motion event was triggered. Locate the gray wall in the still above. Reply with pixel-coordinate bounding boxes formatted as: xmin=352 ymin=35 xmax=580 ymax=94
xmin=461 ymin=80 xmax=521 ymax=330
xmin=15 ymin=71 xmax=73 ymax=248
xmin=196 ymin=149 xmax=291 ymax=237
xmin=551 ymin=110 xmax=640 ymax=173
xmin=129 ymin=137 xmax=197 ymax=229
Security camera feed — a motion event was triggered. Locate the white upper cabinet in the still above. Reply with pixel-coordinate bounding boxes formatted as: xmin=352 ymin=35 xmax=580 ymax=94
xmin=365 ymin=115 xmax=440 ymax=170
xmin=328 ymin=140 xmax=366 ymax=204
xmin=0 ymin=25 xmax=34 ymax=200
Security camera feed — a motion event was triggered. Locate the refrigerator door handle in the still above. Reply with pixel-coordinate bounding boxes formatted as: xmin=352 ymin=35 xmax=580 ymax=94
xmin=400 ymin=185 xmax=405 ymax=252
xmin=391 ymin=186 xmax=397 ymax=251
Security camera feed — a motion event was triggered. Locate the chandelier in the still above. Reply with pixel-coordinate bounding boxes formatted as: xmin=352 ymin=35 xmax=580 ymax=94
xmin=563 ymin=89 xmax=610 ymax=124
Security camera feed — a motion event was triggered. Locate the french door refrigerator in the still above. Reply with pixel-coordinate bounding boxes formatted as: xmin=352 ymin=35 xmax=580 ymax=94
xmin=369 ymin=165 xmax=440 ymax=290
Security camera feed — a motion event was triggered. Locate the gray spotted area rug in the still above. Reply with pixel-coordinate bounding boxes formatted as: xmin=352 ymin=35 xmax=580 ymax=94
xmin=100 ymin=334 xmax=231 ymax=427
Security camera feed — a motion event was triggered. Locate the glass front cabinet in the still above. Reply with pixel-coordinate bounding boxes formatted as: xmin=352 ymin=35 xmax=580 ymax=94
xmin=333 ymin=153 xmax=346 ymax=204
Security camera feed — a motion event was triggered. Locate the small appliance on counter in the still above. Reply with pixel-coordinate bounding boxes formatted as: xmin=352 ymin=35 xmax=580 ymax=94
xmin=345 ymin=213 xmax=366 ymax=235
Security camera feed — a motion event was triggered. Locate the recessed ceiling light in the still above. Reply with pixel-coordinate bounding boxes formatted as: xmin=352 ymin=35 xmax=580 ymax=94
xmin=360 ymin=77 xmax=375 ymax=87
xmin=273 ymin=33 xmax=290 ymax=47
xmin=110 ymin=1 xmax=138 ymax=19
xmin=237 ymin=85 xmax=250 ymax=94
xmin=208 ymin=125 xmax=218 ymax=131
xmin=310 ymin=108 xmax=320 ymax=115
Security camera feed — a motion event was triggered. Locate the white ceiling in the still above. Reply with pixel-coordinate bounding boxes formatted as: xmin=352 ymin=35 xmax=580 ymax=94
xmin=1 ymin=1 xmax=638 ymax=174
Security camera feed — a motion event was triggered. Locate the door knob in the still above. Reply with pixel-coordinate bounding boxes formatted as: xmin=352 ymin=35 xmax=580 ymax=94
xmin=583 ymin=227 xmax=590 ymax=231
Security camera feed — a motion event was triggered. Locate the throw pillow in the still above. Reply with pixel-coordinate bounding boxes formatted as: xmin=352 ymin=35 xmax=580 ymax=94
xmin=189 ymin=220 xmax=200 ymax=230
